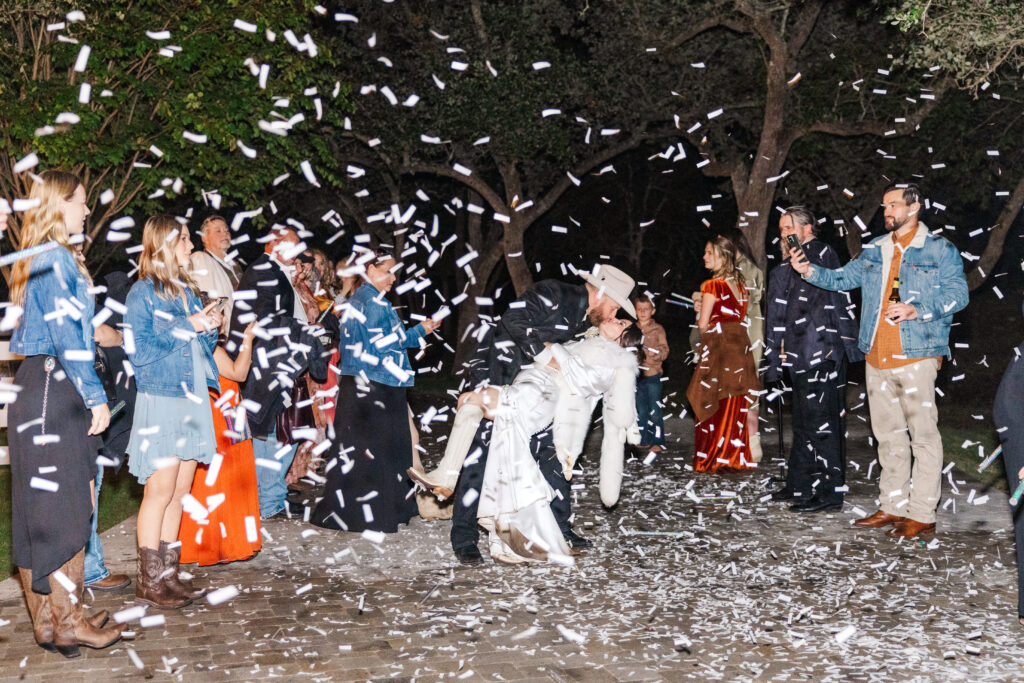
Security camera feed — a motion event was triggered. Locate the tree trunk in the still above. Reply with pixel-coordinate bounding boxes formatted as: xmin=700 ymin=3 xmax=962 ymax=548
xmin=502 ymin=216 xmax=534 ymax=296
xmin=452 ymin=238 xmax=506 ymax=370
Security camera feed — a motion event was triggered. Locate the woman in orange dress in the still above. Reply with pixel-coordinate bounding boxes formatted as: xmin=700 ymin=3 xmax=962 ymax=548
xmin=179 ymin=322 xmax=262 ymax=566
xmin=687 ymin=234 xmax=761 ymax=472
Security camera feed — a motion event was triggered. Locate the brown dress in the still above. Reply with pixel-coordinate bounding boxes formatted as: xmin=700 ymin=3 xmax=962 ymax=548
xmin=687 ymin=279 xmax=761 ymax=472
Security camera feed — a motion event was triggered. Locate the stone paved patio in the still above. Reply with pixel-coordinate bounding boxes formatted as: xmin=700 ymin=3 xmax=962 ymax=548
xmin=0 ymin=413 xmax=1021 ymax=681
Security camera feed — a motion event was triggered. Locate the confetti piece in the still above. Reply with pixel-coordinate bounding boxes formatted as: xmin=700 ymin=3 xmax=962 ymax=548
xmin=13 ymin=153 xmax=39 ymax=174
xmin=206 ymin=585 xmax=239 ymax=605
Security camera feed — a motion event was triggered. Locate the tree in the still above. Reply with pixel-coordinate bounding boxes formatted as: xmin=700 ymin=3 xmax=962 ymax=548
xmin=884 ymin=0 xmax=1024 ymax=289
xmin=650 ymin=0 xmax=946 ymax=266
xmin=0 ymin=0 xmax=350 ymax=266
xmin=323 ymin=0 xmax=692 ymax=301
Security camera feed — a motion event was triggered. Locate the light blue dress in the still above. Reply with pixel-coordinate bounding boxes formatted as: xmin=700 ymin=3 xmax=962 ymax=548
xmin=127 ymin=338 xmax=217 ymax=484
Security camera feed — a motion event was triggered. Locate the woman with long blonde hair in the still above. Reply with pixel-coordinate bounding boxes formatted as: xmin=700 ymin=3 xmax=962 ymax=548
xmin=686 ymin=234 xmax=761 ymax=473
xmin=124 ymin=214 xmax=223 ymax=609
xmin=8 ymin=170 xmax=124 ymax=656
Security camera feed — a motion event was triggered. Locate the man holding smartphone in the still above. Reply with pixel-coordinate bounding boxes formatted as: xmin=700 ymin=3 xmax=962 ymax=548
xmin=789 ymin=183 xmax=968 ymax=538
xmin=765 ymin=207 xmax=862 ymax=512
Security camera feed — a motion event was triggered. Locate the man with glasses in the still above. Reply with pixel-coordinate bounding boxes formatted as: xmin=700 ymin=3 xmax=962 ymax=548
xmin=790 ymin=183 xmax=968 ymax=538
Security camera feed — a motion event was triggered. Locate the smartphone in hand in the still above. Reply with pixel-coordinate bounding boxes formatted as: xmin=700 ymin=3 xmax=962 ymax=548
xmin=204 ymin=296 xmax=229 ymax=314
xmin=785 ymin=234 xmax=807 ymax=263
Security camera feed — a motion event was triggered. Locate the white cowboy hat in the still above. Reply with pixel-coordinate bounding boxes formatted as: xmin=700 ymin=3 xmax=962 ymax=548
xmin=580 ymin=264 xmax=636 ymax=318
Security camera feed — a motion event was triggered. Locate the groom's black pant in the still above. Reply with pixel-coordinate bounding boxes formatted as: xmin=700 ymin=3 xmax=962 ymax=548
xmin=449 ymin=420 xmax=572 ymax=551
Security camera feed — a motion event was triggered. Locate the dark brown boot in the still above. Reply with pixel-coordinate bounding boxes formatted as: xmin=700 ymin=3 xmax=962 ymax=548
xmin=136 ymin=546 xmax=191 ymax=609
xmin=52 ymin=550 xmax=124 ymax=652
xmin=18 ymin=567 xmax=56 ymax=652
xmin=159 ymin=541 xmax=206 ymax=600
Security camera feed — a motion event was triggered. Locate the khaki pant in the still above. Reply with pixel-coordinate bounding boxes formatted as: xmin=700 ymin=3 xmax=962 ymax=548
xmin=866 ymin=358 xmax=943 ymax=524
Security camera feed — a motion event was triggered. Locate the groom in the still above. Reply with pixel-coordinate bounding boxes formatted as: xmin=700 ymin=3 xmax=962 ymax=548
xmin=450 ymin=264 xmax=636 ymax=564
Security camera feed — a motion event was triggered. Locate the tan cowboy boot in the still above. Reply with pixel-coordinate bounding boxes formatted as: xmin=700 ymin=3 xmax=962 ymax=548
xmin=48 ymin=550 xmax=124 ymax=658
xmin=18 ymin=567 xmax=55 ymax=652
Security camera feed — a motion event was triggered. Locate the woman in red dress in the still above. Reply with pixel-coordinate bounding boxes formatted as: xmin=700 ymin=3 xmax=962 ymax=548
xmin=179 ymin=322 xmax=262 ymax=566
xmin=687 ymin=235 xmax=761 ymax=472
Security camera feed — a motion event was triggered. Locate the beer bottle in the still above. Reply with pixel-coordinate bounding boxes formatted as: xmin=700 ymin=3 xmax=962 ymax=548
xmin=888 ymin=278 xmax=900 ymax=304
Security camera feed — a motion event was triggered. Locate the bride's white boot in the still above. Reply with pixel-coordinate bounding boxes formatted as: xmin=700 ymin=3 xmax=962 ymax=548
xmin=408 ymin=404 xmax=484 ymax=500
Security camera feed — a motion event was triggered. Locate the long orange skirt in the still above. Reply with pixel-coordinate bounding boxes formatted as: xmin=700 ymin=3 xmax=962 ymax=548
xmin=693 ymin=395 xmax=755 ymax=473
xmin=179 ymin=379 xmax=262 ymax=566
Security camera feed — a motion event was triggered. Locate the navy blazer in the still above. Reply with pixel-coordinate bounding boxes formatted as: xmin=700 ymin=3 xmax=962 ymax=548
xmin=764 ymin=239 xmax=863 ymax=383
xmin=462 ymin=279 xmax=590 ymax=387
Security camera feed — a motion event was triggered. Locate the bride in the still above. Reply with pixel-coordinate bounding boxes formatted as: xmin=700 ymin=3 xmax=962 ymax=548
xmin=411 ymin=317 xmax=643 ymax=564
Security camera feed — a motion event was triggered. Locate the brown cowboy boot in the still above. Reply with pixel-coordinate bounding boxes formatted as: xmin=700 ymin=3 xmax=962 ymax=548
xmin=20 ymin=567 xmax=110 ymax=655
xmin=50 ymin=550 xmax=124 ymax=654
xmin=136 ymin=546 xmax=191 ymax=609
xmin=159 ymin=541 xmax=206 ymax=600
xmin=18 ymin=567 xmax=56 ymax=652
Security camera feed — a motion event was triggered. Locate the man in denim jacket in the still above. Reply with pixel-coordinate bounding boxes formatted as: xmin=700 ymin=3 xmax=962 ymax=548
xmin=791 ymin=183 xmax=968 ymax=538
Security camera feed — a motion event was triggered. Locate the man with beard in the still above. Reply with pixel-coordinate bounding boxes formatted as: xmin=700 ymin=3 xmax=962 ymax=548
xmin=449 ymin=265 xmax=636 ymax=564
xmin=790 ymin=183 xmax=968 ymax=539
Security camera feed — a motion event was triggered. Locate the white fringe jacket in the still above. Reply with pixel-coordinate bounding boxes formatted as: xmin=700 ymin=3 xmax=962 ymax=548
xmin=534 ymin=333 xmax=641 ymax=507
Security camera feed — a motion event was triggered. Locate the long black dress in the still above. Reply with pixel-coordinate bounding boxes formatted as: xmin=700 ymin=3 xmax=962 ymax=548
xmin=312 ymin=375 xmax=417 ymax=533
xmin=10 ymin=356 xmax=102 ymax=593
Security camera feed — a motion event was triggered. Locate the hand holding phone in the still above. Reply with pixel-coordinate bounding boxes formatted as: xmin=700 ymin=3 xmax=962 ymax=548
xmin=786 ymin=234 xmax=811 ymax=275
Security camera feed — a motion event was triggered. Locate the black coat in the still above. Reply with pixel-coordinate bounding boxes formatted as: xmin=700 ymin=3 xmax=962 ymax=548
xmin=245 ymin=316 xmax=329 ymax=438
xmin=462 ymin=279 xmax=590 ymax=387
xmin=764 ymin=239 xmax=863 ymax=383
xmin=229 ymin=254 xmax=331 ymax=437
xmin=229 ymin=253 xmax=295 ymax=345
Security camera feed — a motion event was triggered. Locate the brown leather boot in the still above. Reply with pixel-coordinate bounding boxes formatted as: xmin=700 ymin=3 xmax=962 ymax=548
xmin=852 ymin=509 xmax=905 ymax=528
xmin=51 ymin=550 xmax=124 ymax=653
xmin=136 ymin=546 xmax=191 ymax=609
xmin=18 ymin=567 xmax=56 ymax=652
xmin=159 ymin=541 xmax=206 ymax=600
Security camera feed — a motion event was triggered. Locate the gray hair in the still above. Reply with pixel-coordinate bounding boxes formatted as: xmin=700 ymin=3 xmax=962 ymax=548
xmin=198 ymin=214 xmax=227 ymax=236
xmin=782 ymin=205 xmax=817 ymax=236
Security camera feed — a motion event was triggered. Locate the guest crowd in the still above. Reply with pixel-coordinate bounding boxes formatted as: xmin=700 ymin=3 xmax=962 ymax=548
xmin=5 ymin=170 xmax=1024 ymax=660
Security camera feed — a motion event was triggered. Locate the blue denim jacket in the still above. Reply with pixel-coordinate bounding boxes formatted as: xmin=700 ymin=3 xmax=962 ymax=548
xmin=805 ymin=223 xmax=968 ymax=359
xmin=338 ymin=283 xmax=425 ymax=387
xmin=125 ymin=278 xmax=218 ymax=397
xmin=9 ymin=246 xmax=107 ymax=408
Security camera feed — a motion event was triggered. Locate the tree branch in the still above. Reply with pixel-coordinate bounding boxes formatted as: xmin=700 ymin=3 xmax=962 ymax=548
xmin=966 ymin=169 xmax=1024 ymax=290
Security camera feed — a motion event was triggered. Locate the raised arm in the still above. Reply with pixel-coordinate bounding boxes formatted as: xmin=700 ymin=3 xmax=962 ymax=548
xmin=799 ymin=251 xmax=867 ymax=292
xmin=214 ymin=321 xmax=256 ymax=382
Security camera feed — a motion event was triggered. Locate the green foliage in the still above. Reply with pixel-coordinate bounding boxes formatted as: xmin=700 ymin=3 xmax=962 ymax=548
xmin=883 ymin=0 xmax=1024 ymax=92
xmin=0 ymin=0 xmax=352 ymax=248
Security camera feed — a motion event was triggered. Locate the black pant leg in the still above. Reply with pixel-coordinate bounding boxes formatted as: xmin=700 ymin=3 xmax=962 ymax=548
xmin=1002 ymin=432 xmax=1024 ymax=617
xmin=449 ymin=421 xmax=492 ymax=550
xmin=800 ymin=361 xmax=844 ymax=502
xmin=531 ymin=428 xmax=572 ymax=533
xmin=786 ymin=370 xmax=816 ymax=498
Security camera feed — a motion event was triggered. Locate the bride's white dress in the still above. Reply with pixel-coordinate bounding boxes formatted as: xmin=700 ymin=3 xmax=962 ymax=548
xmin=476 ymin=339 xmax=625 ymax=564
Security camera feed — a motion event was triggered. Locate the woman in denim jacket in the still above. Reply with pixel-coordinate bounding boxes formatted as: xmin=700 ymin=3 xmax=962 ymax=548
xmin=312 ymin=248 xmax=440 ymax=533
xmin=7 ymin=170 xmax=124 ymax=656
xmin=124 ymin=215 xmax=222 ymax=609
